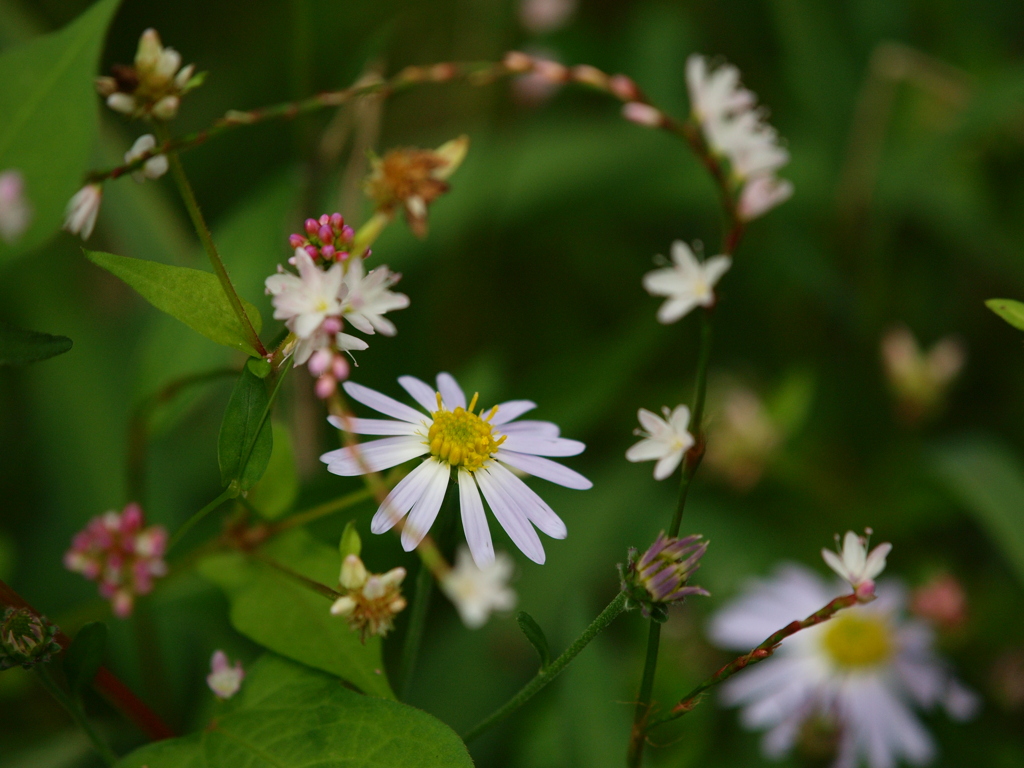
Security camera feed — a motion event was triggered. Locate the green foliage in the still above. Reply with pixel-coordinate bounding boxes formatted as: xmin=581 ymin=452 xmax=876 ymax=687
xmin=0 ymin=0 xmax=120 ymax=260
xmin=84 ymin=250 xmax=264 ymax=356
xmin=245 ymin=423 xmax=298 ymax=519
xmin=61 ymin=621 xmax=106 ymax=695
xmin=986 ymin=298 xmax=1024 ymax=332
xmin=218 ymin=366 xmax=274 ymax=491
xmin=199 ymin=529 xmax=394 ymax=699
xmin=340 ymin=520 xmax=362 ymax=559
xmin=113 ymin=654 xmax=473 ymax=768
xmin=0 ymin=321 xmax=71 ymax=365
xmin=516 ymin=611 xmax=551 ymax=669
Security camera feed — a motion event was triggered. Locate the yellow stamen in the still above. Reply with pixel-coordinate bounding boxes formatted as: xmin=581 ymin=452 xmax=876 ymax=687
xmin=821 ymin=613 xmax=892 ymax=669
xmin=427 ymin=391 xmax=504 ymax=472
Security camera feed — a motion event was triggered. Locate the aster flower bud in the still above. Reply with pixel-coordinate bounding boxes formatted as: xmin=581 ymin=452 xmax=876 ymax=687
xmin=0 ymin=608 xmax=61 ymax=671
xmin=620 ymin=532 xmax=709 ymax=621
xmin=330 ymin=554 xmax=407 ymax=642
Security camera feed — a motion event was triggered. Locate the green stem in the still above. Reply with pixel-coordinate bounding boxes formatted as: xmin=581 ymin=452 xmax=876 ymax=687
xmin=154 ymin=123 xmax=266 ymax=358
xmin=168 ymin=485 xmax=239 ymax=552
xmin=268 ymin=487 xmax=376 ymax=534
xmin=398 ymin=555 xmax=434 ymax=699
xmin=250 ymin=552 xmax=343 ymax=600
xmin=36 ymin=666 xmax=118 ymax=766
xmin=462 ymin=591 xmax=628 ymax=743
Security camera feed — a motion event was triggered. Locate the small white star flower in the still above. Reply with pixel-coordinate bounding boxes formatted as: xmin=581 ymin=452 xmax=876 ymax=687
xmin=206 ymin=650 xmax=244 ymax=700
xmin=341 ymin=257 xmax=410 ymax=337
xmin=626 ymin=405 xmax=695 ymax=480
xmin=0 ymin=170 xmax=32 ymax=244
xmin=63 ymin=184 xmax=103 ymax=241
xmin=124 ymin=134 xmax=168 ymax=182
xmin=441 ymin=546 xmax=517 ymax=629
xmin=822 ymin=529 xmax=892 ymax=601
xmin=685 ymin=55 xmax=756 ymax=127
xmin=265 ymin=249 xmax=346 ymax=361
xmin=322 ymin=372 xmax=591 ymax=566
xmin=737 ymin=174 xmax=793 ymax=222
xmin=642 ymin=241 xmax=731 ymax=324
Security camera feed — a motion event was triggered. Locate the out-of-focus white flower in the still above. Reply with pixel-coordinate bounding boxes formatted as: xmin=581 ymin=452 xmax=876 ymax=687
xmin=342 ymin=257 xmax=410 ymax=337
xmin=124 ymin=134 xmax=168 ymax=182
xmin=63 ymin=184 xmax=103 ymax=241
xmin=822 ymin=530 xmax=892 ymax=602
xmin=626 ymin=405 xmax=695 ymax=481
xmin=881 ymin=325 xmax=965 ymax=423
xmin=710 ymin=564 xmax=979 ymax=768
xmin=738 ymin=174 xmax=794 ymax=221
xmin=0 ymin=170 xmax=32 ymax=244
xmin=642 ymin=241 xmax=731 ymax=324
xmin=441 ymin=547 xmax=517 ymax=629
xmin=323 ymin=373 xmax=591 ymax=566
xmin=519 ymin=0 xmax=577 ymax=34
xmin=685 ymin=55 xmax=755 ymax=127
xmin=704 ymin=385 xmax=782 ymax=491
xmin=206 ymin=650 xmax=244 ymax=699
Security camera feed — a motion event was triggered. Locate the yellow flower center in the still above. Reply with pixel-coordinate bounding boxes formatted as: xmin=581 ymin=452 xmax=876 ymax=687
xmin=427 ymin=392 xmax=504 ymax=472
xmin=821 ymin=613 xmax=893 ymax=670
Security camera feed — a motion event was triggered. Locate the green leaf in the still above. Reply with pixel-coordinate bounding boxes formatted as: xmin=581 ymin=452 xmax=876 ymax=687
xmin=0 ymin=321 xmax=71 ymax=365
xmin=516 ymin=611 xmax=551 ymax=668
xmin=930 ymin=437 xmax=1024 ymax=586
xmin=0 ymin=0 xmax=121 ymax=260
xmin=84 ymin=250 xmax=264 ymax=356
xmin=62 ymin=621 xmax=106 ymax=695
xmin=114 ymin=655 xmax=471 ymax=768
xmin=340 ymin=520 xmax=362 ymax=559
xmin=245 ymin=423 xmax=298 ymax=519
xmin=198 ymin=529 xmax=394 ymax=699
xmin=218 ymin=367 xmax=274 ymax=491
xmin=986 ymin=298 xmax=1024 ymax=332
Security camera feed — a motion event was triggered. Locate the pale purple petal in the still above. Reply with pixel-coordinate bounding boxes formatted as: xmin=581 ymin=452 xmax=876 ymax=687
xmin=499 ymin=434 xmax=585 ymax=457
xmin=343 ymin=381 xmax=426 ymax=423
xmin=475 ymin=467 xmax=545 ymax=564
xmin=322 ymin=437 xmax=427 ymax=475
xmin=497 ymin=451 xmax=592 ymax=490
xmin=497 ymin=420 xmax=559 ymax=438
xmin=487 ymin=462 xmax=567 ymax=539
xmin=490 ymin=400 xmax=537 ymax=425
xmin=458 ymin=469 xmax=494 ymax=567
xmin=371 ymin=458 xmax=436 ymax=533
xmin=401 ymin=460 xmax=450 ymax=551
xmin=327 ymin=415 xmax=420 ymax=436
xmin=436 ymin=372 xmax=466 ymax=410
xmin=398 ymin=375 xmax=439 ymax=413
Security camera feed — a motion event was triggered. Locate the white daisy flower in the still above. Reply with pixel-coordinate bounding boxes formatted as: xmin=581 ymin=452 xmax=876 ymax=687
xmin=341 ymin=257 xmax=410 ymax=337
xmin=822 ymin=530 xmax=893 ymax=602
xmin=63 ymin=184 xmax=103 ymax=241
xmin=124 ymin=134 xmax=169 ymax=182
xmin=642 ymin=241 xmax=731 ymax=324
xmin=441 ymin=546 xmax=517 ymax=629
xmin=321 ymin=373 xmax=592 ymax=566
xmin=709 ymin=564 xmax=978 ymax=768
xmin=625 ymin=405 xmax=695 ymax=480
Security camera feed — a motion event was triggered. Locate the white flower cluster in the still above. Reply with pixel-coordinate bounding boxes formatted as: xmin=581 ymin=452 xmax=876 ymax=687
xmin=686 ymin=55 xmax=793 ymax=221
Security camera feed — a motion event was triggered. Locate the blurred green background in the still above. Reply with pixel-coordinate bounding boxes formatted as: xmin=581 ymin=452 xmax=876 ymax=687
xmin=2 ymin=0 xmax=1024 ymax=765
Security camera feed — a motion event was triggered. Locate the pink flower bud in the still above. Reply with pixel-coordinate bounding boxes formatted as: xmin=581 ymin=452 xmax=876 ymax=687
xmin=341 ymin=225 xmax=354 ymax=241
xmin=315 ymin=375 xmax=337 ymax=400
xmin=319 ymin=214 xmax=330 ymax=226
xmin=330 ymin=212 xmax=344 ymax=229
xmin=305 ymin=245 xmax=319 ymax=259
xmin=503 ymin=51 xmax=534 ymax=73
xmin=331 ymin=355 xmax=350 ymax=381
xmin=288 ymin=233 xmax=305 ymax=248
xmin=318 ymin=225 xmax=333 ymax=243
xmin=304 ymin=218 xmax=319 ymax=235
xmin=321 ymin=244 xmax=336 ymax=260
xmin=622 ymin=102 xmax=663 ymax=128
xmin=321 ymin=316 xmax=343 ymax=335
xmin=609 ymin=74 xmax=639 ymax=101
xmin=308 ymin=348 xmax=333 ymax=377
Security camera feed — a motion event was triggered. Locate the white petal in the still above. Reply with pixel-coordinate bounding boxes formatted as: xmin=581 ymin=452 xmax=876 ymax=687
xmin=642 ymin=267 xmax=684 ymax=297
xmin=487 ymin=462 xmax=567 ymax=539
xmin=458 ymin=469 xmax=494 ymax=567
xmin=821 ymin=548 xmax=850 ymax=581
xmin=401 ymin=460 xmax=450 ymax=551
xmin=637 ymin=408 xmax=669 ymax=436
xmin=489 ymin=400 xmax=537 ymax=425
xmin=496 ymin=451 xmax=592 ymax=490
xmin=436 ymin=372 xmax=466 ymax=410
xmin=371 ymin=459 xmax=437 ymax=534
xmin=653 ymin=449 xmax=684 ymax=480
xmin=702 ymin=254 xmax=732 ymax=286
xmin=475 ymin=467 xmax=545 ymax=564
xmin=327 ymin=415 xmax=420 ymax=436
xmin=499 ymin=434 xmax=585 ymax=457
xmin=496 ymin=420 xmax=559 ymax=438
xmin=321 ymin=437 xmax=427 ymax=475
xmin=626 ymin=438 xmax=670 ymax=463
xmin=863 ymin=542 xmax=892 ymax=581
xmin=670 ymin=240 xmax=699 ymax=270
xmin=342 ymin=381 xmax=426 ymax=423
xmin=842 ymin=530 xmax=867 ymax=576
xmin=657 ymin=297 xmax=699 ymax=324
xmin=398 ymin=375 xmax=439 ymax=413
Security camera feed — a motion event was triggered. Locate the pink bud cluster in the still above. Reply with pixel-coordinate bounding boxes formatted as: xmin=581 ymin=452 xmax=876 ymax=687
xmin=63 ymin=503 xmax=168 ymax=618
xmin=308 ymin=343 xmax=351 ymax=400
xmin=288 ymin=212 xmax=357 ymax=263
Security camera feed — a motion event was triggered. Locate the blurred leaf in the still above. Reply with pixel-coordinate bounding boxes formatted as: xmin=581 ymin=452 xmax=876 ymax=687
xmin=246 ymin=423 xmax=298 ymax=519
xmin=516 ymin=611 xmax=551 ymax=668
xmin=931 ymin=437 xmax=1024 ymax=586
xmin=0 ymin=0 xmax=120 ymax=261
xmin=62 ymin=621 xmax=106 ymax=695
xmin=0 ymin=321 xmax=71 ymax=365
xmin=218 ymin=367 xmax=273 ymax=491
xmin=339 ymin=520 xmax=362 ymax=559
xmin=113 ymin=655 xmax=472 ymax=768
xmin=84 ymin=250 xmax=264 ymax=356
xmin=198 ymin=529 xmax=394 ymax=699
xmin=986 ymin=298 xmax=1024 ymax=332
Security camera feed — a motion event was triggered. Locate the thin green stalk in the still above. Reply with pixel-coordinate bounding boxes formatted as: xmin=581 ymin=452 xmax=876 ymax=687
xmin=398 ymin=556 xmax=434 ymax=699
xmin=36 ymin=666 xmax=118 ymax=766
xmin=462 ymin=591 xmax=628 ymax=743
xmin=154 ymin=123 xmax=266 ymax=358
xmin=168 ymin=485 xmax=238 ymax=552
xmin=250 ymin=552 xmax=343 ymax=601
xmin=268 ymin=487 xmax=375 ymax=534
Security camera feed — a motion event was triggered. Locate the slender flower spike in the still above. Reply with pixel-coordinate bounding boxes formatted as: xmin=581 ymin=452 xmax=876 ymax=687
xmin=620 ymin=532 xmax=709 ymax=621
xmin=124 ymin=134 xmax=168 ymax=182
xmin=322 ymin=373 xmax=591 ymax=566
xmin=329 ymin=554 xmax=408 ymax=642
xmin=0 ymin=170 xmax=32 ymax=244
xmin=364 ymin=136 xmax=469 ymax=238
xmin=626 ymin=405 xmax=695 ymax=480
xmin=642 ymin=241 xmax=731 ymax=324
xmin=206 ymin=651 xmax=245 ymax=699
xmin=441 ymin=547 xmax=517 ymax=629
xmin=63 ymin=503 xmax=168 ymax=618
xmin=822 ymin=529 xmax=892 ymax=602
xmin=0 ymin=608 xmax=62 ymax=671
xmin=63 ymin=184 xmax=103 ymax=240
